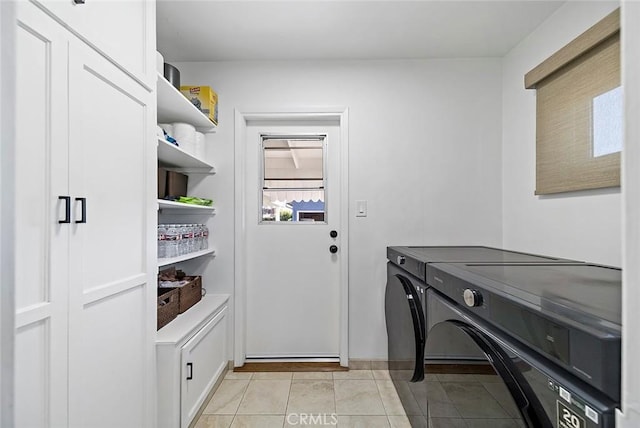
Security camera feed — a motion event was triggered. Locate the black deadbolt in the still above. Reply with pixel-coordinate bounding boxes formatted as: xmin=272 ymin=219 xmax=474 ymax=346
xmin=330 ymin=230 xmax=338 ymax=238
xmin=329 ymin=245 xmax=338 ymax=254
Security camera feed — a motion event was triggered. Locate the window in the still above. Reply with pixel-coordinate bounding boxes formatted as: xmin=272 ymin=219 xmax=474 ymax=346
xmin=260 ymin=135 xmax=327 ymax=223
xmin=592 ymin=86 xmax=623 ymax=158
xmin=525 ymin=9 xmax=621 ymax=195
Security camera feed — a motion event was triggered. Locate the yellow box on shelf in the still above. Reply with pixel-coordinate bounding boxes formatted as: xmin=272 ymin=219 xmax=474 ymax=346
xmin=180 ymin=85 xmax=218 ymax=125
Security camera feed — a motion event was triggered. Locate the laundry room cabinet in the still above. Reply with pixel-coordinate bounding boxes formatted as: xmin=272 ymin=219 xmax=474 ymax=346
xmin=29 ymin=0 xmax=156 ymax=86
xmin=157 ymin=296 xmax=229 ymax=428
xmin=14 ymin=2 xmax=156 ymax=427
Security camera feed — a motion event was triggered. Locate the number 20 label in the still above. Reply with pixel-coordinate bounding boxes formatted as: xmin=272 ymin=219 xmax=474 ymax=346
xmin=557 ymin=401 xmax=586 ymax=428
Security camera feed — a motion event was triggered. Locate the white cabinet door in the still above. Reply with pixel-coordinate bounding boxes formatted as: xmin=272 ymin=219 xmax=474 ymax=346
xmin=31 ymin=0 xmax=155 ymax=85
xmin=181 ymin=307 xmax=228 ymax=428
xmin=14 ymin=4 xmax=69 ymax=427
xmin=66 ymin=39 xmax=155 ymax=428
xmin=14 ymin=2 xmax=155 ymax=427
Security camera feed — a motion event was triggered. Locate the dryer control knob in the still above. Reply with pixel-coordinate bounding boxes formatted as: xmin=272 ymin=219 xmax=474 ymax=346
xmin=463 ymin=289 xmax=483 ymax=307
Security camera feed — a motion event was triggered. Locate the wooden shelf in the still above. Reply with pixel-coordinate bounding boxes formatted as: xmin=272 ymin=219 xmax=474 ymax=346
xmin=157 ymin=199 xmax=216 ymax=214
xmin=157 ymin=138 xmax=216 ymax=174
xmin=158 ymin=248 xmax=216 ymax=267
xmin=156 ymin=73 xmax=217 ymax=132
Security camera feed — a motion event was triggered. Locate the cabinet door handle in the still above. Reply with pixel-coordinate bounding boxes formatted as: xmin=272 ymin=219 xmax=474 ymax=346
xmin=58 ymin=196 xmax=71 ymax=224
xmin=75 ymin=197 xmax=86 ymax=224
xmin=186 ymin=362 xmax=193 ymax=380
xmin=73 ymin=0 xmax=85 ymax=4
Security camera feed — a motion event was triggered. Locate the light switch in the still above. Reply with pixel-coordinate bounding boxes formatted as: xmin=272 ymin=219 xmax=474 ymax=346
xmin=356 ymin=200 xmax=367 ymax=217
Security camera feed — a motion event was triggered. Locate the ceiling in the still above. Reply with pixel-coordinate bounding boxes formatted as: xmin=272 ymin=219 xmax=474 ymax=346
xmin=157 ymin=0 xmax=566 ymax=62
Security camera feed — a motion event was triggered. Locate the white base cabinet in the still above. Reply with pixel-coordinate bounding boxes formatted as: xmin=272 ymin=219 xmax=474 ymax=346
xmin=157 ymin=295 xmax=230 ymax=428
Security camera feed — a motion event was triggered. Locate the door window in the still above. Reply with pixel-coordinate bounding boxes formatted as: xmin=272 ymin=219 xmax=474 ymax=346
xmin=260 ymin=135 xmax=327 ymax=223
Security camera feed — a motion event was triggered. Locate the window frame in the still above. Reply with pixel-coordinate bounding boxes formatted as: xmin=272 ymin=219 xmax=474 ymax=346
xmin=258 ymin=133 xmax=329 ymax=224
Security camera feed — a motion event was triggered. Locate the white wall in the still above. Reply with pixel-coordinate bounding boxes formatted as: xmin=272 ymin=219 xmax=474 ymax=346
xmin=173 ymin=59 xmax=504 ymax=359
xmin=501 ymin=1 xmax=621 ymax=266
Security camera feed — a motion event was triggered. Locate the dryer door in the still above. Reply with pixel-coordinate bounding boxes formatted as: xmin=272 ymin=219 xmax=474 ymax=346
xmin=421 ymin=289 xmax=553 ymax=428
xmin=385 ymin=263 xmax=426 ymax=383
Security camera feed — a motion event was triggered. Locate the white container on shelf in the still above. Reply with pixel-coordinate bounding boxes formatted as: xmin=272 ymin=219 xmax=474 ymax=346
xmin=180 ymin=138 xmax=196 ymax=156
xmin=173 ymin=122 xmax=196 ymax=154
xmin=195 ymin=132 xmax=206 ymax=159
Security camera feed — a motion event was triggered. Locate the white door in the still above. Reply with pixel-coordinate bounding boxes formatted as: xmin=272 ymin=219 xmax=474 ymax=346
xmin=32 ymin=0 xmax=155 ymax=84
xmin=67 ymin=39 xmax=155 ymax=428
xmin=14 ymin=5 xmax=69 ymax=426
xmin=181 ymin=308 xmax=228 ymax=428
xmin=245 ymin=122 xmax=342 ymax=358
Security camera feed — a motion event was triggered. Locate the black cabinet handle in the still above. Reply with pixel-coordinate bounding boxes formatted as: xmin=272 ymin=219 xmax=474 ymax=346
xmin=58 ymin=196 xmax=71 ymax=224
xmin=330 ymin=230 xmax=338 ymax=238
xmin=73 ymin=0 xmax=85 ymax=4
xmin=329 ymin=245 xmax=338 ymax=254
xmin=186 ymin=363 xmax=193 ymax=380
xmin=75 ymin=197 xmax=86 ymax=224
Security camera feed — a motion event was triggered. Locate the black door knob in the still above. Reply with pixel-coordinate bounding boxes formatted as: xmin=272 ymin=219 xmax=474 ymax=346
xmin=329 ymin=245 xmax=338 ymax=254
xmin=330 ymin=230 xmax=338 ymax=238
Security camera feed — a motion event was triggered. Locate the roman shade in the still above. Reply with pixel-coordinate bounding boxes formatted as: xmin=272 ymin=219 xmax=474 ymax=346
xmin=525 ymin=9 xmax=621 ymax=195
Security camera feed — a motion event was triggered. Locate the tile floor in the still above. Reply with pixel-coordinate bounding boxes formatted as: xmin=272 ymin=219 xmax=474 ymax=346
xmin=193 ymin=370 xmax=525 ymax=428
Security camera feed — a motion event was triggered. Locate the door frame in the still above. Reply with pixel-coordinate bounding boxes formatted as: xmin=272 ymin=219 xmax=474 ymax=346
xmin=233 ymin=107 xmax=350 ymax=367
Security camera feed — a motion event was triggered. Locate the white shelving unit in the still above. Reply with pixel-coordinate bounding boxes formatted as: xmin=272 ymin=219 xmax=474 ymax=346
xmin=157 ymin=138 xmax=216 ymax=174
xmin=157 ymin=73 xmax=217 ymax=132
xmin=157 ymin=248 xmax=216 ymax=268
xmin=156 ymin=71 xmax=217 ymax=264
xmin=158 ymin=199 xmax=216 ymax=214
xmin=156 ymin=69 xmax=223 ymax=427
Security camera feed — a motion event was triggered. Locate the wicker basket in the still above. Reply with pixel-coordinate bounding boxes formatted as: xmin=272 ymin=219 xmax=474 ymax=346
xmin=176 ymin=276 xmax=202 ymax=313
xmin=157 ymin=288 xmax=180 ymax=330
xmin=158 ymin=267 xmax=203 ymax=314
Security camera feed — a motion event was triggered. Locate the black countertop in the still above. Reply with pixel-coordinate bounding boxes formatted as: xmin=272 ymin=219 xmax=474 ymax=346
xmin=430 ymin=262 xmax=622 ymax=328
xmin=390 ymin=245 xmax=572 ymax=263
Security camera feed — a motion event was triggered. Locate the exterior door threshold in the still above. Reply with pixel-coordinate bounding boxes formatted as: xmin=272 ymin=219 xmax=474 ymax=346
xmin=234 ymin=361 xmax=347 ymax=372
